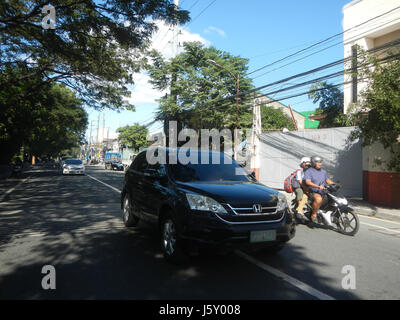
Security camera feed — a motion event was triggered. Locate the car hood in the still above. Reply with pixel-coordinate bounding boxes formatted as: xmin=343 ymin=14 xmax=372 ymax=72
xmin=175 ymin=181 xmax=279 ymax=206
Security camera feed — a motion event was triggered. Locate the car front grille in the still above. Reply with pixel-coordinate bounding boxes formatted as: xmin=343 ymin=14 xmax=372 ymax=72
xmin=216 ymin=202 xmax=284 ymax=224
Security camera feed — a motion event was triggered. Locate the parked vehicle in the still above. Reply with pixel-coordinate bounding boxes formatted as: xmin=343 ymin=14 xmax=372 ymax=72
xmin=291 ymin=184 xmax=359 ymax=236
xmin=60 ymin=156 xmax=72 ymax=168
xmin=121 ymin=148 xmax=136 ymax=171
xmin=105 ymin=152 xmax=123 ymax=171
xmin=121 ymin=148 xmax=296 ymax=263
xmin=61 ymin=158 xmax=85 ymax=175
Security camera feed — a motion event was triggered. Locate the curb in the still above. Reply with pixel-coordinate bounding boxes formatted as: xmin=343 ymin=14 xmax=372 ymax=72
xmin=349 ymin=204 xmax=400 ymax=223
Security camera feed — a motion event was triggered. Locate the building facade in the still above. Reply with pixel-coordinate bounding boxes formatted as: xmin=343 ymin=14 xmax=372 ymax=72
xmin=343 ymin=0 xmax=400 ymax=207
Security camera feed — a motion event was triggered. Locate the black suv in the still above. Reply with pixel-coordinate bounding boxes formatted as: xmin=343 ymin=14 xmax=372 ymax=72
xmin=121 ymin=148 xmax=296 ymax=262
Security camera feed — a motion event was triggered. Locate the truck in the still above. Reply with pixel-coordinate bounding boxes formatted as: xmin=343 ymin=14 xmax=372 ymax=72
xmin=104 ymin=152 xmax=123 ymax=171
xmin=121 ymin=148 xmax=136 ymax=171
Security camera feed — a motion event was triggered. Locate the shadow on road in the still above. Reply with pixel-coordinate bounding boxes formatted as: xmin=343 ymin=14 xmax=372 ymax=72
xmin=0 ymin=168 xmax=360 ymax=300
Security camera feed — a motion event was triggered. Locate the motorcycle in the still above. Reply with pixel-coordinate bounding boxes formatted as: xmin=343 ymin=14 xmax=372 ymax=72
xmin=11 ymin=164 xmax=22 ymax=178
xmin=291 ymin=184 xmax=359 ymax=236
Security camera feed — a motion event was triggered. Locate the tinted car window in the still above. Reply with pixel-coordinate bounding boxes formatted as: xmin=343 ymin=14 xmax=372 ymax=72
xmin=131 ymin=152 xmax=148 ymax=173
xmin=169 ymin=152 xmax=250 ymax=182
xmin=65 ymin=159 xmax=82 ymax=165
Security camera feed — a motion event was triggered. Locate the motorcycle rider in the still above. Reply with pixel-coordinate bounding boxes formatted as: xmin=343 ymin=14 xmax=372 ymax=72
xmin=294 ymin=157 xmax=311 ymax=223
xmin=304 ymin=156 xmax=335 ymax=224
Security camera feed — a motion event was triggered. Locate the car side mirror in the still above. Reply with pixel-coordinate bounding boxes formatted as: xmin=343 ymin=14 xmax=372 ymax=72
xmin=144 ymin=169 xmax=164 ymax=179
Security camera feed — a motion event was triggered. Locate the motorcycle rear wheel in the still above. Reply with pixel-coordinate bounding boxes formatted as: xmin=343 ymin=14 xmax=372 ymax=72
xmin=335 ymin=209 xmax=359 ymax=236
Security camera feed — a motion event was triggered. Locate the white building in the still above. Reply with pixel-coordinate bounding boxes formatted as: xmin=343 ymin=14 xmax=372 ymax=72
xmin=342 ymin=0 xmax=400 ymax=208
xmin=343 ymin=0 xmax=400 ymax=114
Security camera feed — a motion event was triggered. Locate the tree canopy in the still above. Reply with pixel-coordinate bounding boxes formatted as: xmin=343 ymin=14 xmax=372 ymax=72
xmin=260 ymin=105 xmax=295 ymax=131
xmin=0 ymin=74 xmax=87 ymax=163
xmin=146 ymin=41 xmax=254 ymax=132
xmin=117 ymin=124 xmax=149 ymax=152
xmin=308 ymin=81 xmax=350 ymax=128
xmin=0 ymin=0 xmax=190 ymax=110
xmin=348 ymin=48 xmax=400 ymax=172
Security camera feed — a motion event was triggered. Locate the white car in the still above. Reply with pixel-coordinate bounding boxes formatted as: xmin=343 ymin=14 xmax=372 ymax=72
xmin=62 ymin=159 xmax=85 ymax=175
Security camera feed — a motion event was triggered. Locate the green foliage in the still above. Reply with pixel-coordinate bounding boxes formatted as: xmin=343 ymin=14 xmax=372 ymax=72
xmin=308 ymin=81 xmax=350 ymax=128
xmin=348 ymin=48 xmax=400 ymax=172
xmin=260 ymin=105 xmax=295 ymax=131
xmin=117 ymin=123 xmax=149 ymax=151
xmin=0 ymin=65 xmax=87 ymax=163
xmin=0 ymin=0 xmax=190 ymax=110
xmin=146 ymin=42 xmax=254 ymax=131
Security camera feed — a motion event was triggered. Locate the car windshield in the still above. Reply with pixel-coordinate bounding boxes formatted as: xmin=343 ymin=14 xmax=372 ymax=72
xmin=168 ymin=151 xmax=251 ymax=182
xmin=65 ymin=159 xmax=82 ymax=165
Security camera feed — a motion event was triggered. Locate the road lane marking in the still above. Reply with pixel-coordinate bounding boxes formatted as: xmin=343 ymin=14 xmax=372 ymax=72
xmin=88 ymin=170 xmax=337 ymax=300
xmin=86 ymin=174 xmax=122 ymax=193
xmin=236 ymin=250 xmax=335 ymax=300
xmin=0 ymin=175 xmax=31 ymax=202
xmin=359 ymin=215 xmax=400 ymax=226
xmin=360 ymin=222 xmax=400 ymax=234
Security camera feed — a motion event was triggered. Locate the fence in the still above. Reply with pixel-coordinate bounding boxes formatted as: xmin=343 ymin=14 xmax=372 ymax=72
xmin=258 ymin=126 xmax=362 ymax=197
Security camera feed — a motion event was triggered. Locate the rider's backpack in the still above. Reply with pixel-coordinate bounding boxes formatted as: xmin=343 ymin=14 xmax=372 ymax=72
xmin=283 ymin=169 xmax=302 ymax=193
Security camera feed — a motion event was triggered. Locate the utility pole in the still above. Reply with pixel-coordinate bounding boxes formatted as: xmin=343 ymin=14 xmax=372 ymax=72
xmin=164 ymin=0 xmax=180 ymax=148
xmin=251 ymin=95 xmax=261 ymax=180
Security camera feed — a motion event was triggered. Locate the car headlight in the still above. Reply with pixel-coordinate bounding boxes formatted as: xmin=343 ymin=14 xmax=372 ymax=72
xmin=277 ymin=193 xmax=288 ymax=211
xmin=185 ymin=194 xmax=227 ymax=214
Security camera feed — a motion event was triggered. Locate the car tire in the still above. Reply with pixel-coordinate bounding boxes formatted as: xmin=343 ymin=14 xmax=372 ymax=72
xmin=122 ymin=195 xmax=139 ymax=227
xmin=160 ymin=213 xmax=186 ymax=264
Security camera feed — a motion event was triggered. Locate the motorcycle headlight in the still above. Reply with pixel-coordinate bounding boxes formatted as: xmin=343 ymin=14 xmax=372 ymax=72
xmin=185 ymin=194 xmax=227 ymax=214
xmin=277 ymin=193 xmax=288 ymax=211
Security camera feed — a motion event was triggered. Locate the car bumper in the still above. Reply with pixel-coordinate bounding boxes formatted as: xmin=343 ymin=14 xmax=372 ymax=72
xmin=178 ymin=209 xmax=296 ymax=248
xmin=63 ymin=169 xmax=85 ymax=175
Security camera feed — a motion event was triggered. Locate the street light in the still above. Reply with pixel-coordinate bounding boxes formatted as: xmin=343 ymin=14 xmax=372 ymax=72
xmin=206 ymin=59 xmax=240 ymax=160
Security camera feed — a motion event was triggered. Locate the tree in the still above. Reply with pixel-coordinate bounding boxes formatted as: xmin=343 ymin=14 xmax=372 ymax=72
xmin=117 ymin=123 xmax=149 ymax=152
xmin=146 ymin=42 xmax=254 ymax=132
xmin=260 ymin=105 xmax=295 ymax=131
xmin=0 ymin=67 xmax=87 ymax=163
xmin=348 ymin=48 xmax=400 ymax=172
xmin=308 ymin=81 xmax=350 ymax=128
xmin=0 ymin=0 xmax=190 ymax=110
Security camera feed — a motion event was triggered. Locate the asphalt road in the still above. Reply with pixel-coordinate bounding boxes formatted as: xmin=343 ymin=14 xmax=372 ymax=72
xmin=0 ymin=164 xmax=399 ymax=300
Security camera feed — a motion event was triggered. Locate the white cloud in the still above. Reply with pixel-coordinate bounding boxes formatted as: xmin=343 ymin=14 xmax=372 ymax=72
xmin=151 ymin=20 xmax=210 ymax=59
xmin=126 ymin=20 xmax=211 ymax=106
xmin=204 ymin=26 xmax=226 ymax=37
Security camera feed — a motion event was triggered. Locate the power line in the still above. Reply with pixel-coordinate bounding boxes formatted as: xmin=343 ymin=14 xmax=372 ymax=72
xmin=187 ymin=0 xmax=217 ymax=26
xmin=245 ymin=5 xmax=400 ymax=77
xmin=215 ymin=39 xmax=400 ymax=105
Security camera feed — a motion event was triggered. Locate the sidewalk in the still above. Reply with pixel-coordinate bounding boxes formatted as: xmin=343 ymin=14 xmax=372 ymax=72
xmin=282 ymin=191 xmax=400 ymax=223
xmin=347 ymin=198 xmax=400 ymax=223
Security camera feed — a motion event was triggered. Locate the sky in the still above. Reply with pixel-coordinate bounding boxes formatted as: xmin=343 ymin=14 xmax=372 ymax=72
xmin=85 ymin=0 xmax=352 ymax=142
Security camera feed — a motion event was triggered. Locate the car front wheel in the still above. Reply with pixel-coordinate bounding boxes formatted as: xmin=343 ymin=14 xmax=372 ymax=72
xmin=122 ymin=195 xmax=139 ymax=227
xmin=160 ymin=214 xmax=186 ymax=264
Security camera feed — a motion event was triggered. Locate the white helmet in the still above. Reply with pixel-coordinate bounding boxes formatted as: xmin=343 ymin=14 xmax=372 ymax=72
xmin=300 ymin=157 xmax=311 ymax=164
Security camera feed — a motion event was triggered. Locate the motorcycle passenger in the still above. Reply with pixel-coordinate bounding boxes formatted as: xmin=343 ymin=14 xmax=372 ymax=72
xmin=294 ymin=157 xmax=311 ymax=223
xmin=304 ymin=156 xmax=335 ymax=224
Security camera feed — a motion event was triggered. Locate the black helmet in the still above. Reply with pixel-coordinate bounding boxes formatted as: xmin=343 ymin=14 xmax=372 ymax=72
xmin=311 ymin=156 xmax=323 ymax=167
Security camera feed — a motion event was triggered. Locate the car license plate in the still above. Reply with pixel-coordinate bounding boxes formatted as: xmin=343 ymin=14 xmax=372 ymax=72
xmin=250 ymin=230 xmax=276 ymax=243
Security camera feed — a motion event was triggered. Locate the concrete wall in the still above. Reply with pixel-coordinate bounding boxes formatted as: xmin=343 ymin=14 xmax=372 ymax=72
xmin=258 ymin=127 xmax=362 ymax=197
xmin=362 ymin=142 xmax=400 ymax=208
